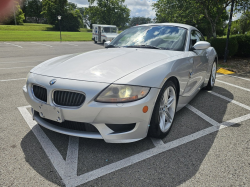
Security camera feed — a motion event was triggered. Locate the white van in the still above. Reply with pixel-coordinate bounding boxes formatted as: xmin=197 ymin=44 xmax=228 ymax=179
xmin=92 ymin=24 xmax=118 ymax=44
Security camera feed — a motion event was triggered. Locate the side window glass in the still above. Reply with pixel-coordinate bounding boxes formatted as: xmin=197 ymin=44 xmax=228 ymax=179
xmin=190 ymin=30 xmax=200 ymax=47
xmin=196 ymin=31 xmax=205 ymax=41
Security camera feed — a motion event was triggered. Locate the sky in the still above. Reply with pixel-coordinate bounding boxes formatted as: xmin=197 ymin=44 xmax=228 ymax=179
xmin=68 ymin=0 xmax=157 ymax=18
xmin=69 ymin=0 xmax=241 ymax=20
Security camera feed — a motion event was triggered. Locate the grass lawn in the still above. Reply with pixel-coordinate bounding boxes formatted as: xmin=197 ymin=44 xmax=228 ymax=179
xmin=0 ymin=30 xmax=92 ymax=41
xmin=0 ymin=23 xmax=55 ymax=31
xmin=0 ymin=23 xmax=92 ymax=41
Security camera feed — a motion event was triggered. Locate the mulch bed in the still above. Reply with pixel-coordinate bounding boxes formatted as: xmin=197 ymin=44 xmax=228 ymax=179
xmin=218 ymin=57 xmax=250 ymax=78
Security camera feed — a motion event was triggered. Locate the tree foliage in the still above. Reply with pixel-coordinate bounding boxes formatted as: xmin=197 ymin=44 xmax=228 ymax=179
xmin=153 ymin=0 xmax=250 ymax=38
xmin=42 ymin=0 xmax=83 ymax=31
xmin=239 ymin=11 xmax=250 ymax=33
xmin=26 ymin=0 xmax=43 ymax=23
xmin=129 ymin=17 xmax=152 ymax=27
xmin=85 ymin=0 xmax=130 ymax=29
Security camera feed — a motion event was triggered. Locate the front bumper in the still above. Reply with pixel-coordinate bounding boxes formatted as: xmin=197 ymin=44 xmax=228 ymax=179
xmin=23 ymin=74 xmax=160 ymax=143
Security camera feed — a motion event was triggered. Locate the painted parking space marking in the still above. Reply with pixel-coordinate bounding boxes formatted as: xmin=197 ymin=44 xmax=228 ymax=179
xmin=186 ymin=104 xmax=220 ymax=126
xmin=4 ymin=42 xmax=23 ymax=48
xmin=65 ymin=43 xmax=79 ymax=47
xmin=222 ymin=74 xmax=250 ymax=81
xmin=151 ymin=138 xmax=164 ymax=147
xmin=0 ymin=66 xmax=34 ymax=70
xmin=31 ymin=42 xmax=53 ymax=47
xmin=217 ymin=80 xmax=250 ymax=92
xmin=19 ymin=97 xmax=250 ymax=187
xmin=208 ymin=91 xmax=250 ymax=111
xmin=18 ymin=106 xmax=66 ymax=182
xmin=0 ymin=78 xmax=26 ymax=82
xmin=64 ymin=137 xmax=79 ymax=180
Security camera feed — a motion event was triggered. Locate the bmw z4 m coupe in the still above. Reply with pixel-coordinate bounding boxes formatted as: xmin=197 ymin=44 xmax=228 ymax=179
xmin=23 ymin=23 xmax=217 ymax=143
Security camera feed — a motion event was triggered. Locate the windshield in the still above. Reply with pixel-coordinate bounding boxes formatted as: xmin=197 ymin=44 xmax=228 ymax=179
xmin=103 ymin=27 xmax=117 ymax=33
xmin=110 ymin=26 xmax=187 ymax=51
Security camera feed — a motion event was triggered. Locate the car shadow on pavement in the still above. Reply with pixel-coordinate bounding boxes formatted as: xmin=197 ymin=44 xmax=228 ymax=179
xmin=20 ymin=86 xmax=239 ymax=186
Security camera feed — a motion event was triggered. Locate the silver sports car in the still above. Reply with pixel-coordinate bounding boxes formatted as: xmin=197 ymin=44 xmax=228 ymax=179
xmin=23 ymin=23 xmax=217 ymax=143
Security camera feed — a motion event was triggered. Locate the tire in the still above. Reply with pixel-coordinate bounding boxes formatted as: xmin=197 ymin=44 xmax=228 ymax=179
xmin=205 ymin=61 xmax=217 ymax=90
xmin=148 ymin=80 xmax=177 ymax=139
xmin=102 ymin=40 xmax=106 ymax=44
xmin=94 ymin=38 xmax=97 ymax=44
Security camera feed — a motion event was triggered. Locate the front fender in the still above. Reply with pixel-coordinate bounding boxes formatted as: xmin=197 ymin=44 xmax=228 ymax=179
xmin=114 ymin=52 xmax=192 ymax=96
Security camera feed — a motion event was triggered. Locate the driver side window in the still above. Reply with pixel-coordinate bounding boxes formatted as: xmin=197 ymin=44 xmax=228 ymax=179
xmin=190 ymin=30 xmax=201 ymax=47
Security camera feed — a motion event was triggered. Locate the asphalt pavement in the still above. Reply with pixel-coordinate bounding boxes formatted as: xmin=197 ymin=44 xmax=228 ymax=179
xmin=0 ymin=42 xmax=250 ymax=187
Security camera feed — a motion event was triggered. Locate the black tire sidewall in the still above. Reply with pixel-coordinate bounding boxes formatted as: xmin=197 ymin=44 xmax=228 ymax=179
xmin=148 ymin=80 xmax=177 ymax=139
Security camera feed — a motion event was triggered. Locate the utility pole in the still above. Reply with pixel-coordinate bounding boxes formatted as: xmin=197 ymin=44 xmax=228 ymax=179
xmin=224 ymin=0 xmax=235 ymax=62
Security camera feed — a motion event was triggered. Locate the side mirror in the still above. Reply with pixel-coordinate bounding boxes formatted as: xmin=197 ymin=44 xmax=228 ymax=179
xmin=193 ymin=41 xmax=211 ymax=50
xmin=104 ymin=41 xmax=111 ymax=48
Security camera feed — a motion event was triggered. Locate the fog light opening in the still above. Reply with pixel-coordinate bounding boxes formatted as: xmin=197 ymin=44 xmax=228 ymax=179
xmin=143 ymin=106 xmax=148 ymax=113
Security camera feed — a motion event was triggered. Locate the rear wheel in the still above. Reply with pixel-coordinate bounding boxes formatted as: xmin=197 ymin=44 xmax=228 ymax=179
xmin=205 ymin=61 xmax=216 ymax=90
xmin=94 ymin=38 xmax=97 ymax=44
xmin=148 ymin=80 xmax=177 ymax=139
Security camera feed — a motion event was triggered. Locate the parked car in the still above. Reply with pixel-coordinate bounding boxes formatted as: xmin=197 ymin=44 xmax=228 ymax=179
xmin=23 ymin=23 xmax=217 ymax=143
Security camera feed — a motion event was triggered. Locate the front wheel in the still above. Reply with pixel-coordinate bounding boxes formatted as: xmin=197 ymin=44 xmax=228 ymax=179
xmin=205 ymin=61 xmax=217 ymax=90
xmin=148 ymin=80 xmax=177 ymax=139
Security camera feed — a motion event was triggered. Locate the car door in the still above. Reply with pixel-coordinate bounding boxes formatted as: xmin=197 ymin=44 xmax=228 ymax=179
xmin=183 ymin=30 xmax=207 ymax=97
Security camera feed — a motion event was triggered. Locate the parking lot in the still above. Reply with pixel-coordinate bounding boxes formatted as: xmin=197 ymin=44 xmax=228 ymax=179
xmin=1 ymin=42 xmax=250 ymax=187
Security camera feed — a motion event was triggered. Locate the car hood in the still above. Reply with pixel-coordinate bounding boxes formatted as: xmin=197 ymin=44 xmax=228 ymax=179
xmin=31 ymin=48 xmax=183 ymax=83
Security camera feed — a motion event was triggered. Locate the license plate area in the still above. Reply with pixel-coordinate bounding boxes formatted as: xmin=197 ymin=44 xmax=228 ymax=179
xmin=37 ymin=103 xmax=64 ymax=123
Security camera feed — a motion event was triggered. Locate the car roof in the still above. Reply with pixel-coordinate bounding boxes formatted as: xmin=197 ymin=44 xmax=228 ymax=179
xmin=140 ymin=23 xmax=197 ymax=31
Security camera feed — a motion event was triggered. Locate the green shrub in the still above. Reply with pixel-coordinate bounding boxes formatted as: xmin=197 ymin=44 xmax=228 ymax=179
xmin=210 ymin=37 xmax=238 ymax=58
xmin=231 ymin=34 xmax=250 ymax=56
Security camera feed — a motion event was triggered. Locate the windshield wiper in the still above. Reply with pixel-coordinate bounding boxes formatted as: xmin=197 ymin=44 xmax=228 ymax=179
xmin=123 ymin=45 xmax=166 ymax=50
xmin=106 ymin=45 xmax=120 ymax=48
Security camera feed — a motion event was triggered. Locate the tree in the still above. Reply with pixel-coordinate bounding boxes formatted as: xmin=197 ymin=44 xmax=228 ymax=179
xmin=42 ymin=0 xmax=83 ymax=31
xmin=239 ymin=11 xmax=250 ymax=34
xmin=129 ymin=17 xmax=152 ymax=26
xmin=153 ymin=0 xmax=250 ymax=38
xmin=26 ymin=0 xmax=43 ymax=23
xmin=87 ymin=0 xmax=130 ymax=29
xmin=83 ymin=6 xmax=99 ymax=28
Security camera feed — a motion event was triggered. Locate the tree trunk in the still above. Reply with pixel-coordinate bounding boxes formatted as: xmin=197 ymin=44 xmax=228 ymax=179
xmin=211 ymin=22 xmax=217 ymax=38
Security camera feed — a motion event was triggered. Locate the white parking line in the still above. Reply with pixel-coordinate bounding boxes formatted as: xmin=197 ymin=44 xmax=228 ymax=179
xmin=208 ymin=91 xmax=250 ymax=111
xmin=63 ymin=137 xmax=79 ymax=180
xmin=217 ymin=80 xmax=250 ymax=92
xmin=226 ymin=75 xmax=250 ymax=81
xmin=216 ymin=75 xmax=224 ymax=78
xmin=18 ymin=97 xmax=250 ymax=186
xmin=4 ymin=42 xmax=23 ymax=48
xmin=18 ymin=106 xmax=66 ymax=180
xmin=0 ymin=78 xmax=26 ymax=82
xmin=151 ymin=138 xmax=164 ymax=147
xmin=67 ymin=112 xmax=250 ymax=186
xmin=65 ymin=43 xmax=78 ymax=46
xmin=31 ymin=42 xmax=53 ymax=47
xmin=186 ymin=104 xmax=220 ymax=126
xmin=0 ymin=66 xmax=34 ymax=70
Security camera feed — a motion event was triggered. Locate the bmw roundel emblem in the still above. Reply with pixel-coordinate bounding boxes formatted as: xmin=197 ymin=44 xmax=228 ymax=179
xmin=49 ymin=79 xmax=57 ymax=85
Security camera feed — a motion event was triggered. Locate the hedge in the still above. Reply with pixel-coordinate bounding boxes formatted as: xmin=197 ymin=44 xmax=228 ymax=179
xmin=210 ymin=37 xmax=238 ymax=58
xmin=231 ymin=35 xmax=250 ymax=56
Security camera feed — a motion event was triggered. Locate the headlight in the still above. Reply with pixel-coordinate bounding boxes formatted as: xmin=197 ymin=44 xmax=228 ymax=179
xmin=96 ymin=84 xmax=150 ymax=103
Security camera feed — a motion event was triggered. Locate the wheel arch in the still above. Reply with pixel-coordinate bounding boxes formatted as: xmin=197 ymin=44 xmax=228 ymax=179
xmin=163 ymin=76 xmax=180 ymax=104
